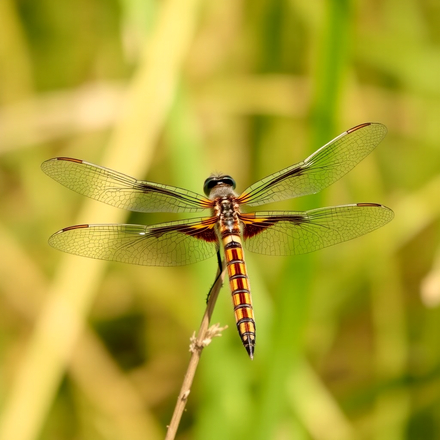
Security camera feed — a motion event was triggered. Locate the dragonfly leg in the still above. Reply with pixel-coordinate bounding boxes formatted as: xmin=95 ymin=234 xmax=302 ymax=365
xmin=206 ymin=250 xmax=224 ymax=304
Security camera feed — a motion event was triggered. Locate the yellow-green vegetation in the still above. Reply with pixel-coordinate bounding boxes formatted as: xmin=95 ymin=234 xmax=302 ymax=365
xmin=1 ymin=1 xmax=439 ymax=439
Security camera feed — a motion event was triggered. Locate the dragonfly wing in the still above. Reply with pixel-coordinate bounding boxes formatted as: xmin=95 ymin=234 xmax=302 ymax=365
xmin=41 ymin=157 xmax=211 ymax=213
xmin=238 ymin=123 xmax=387 ymax=206
xmin=241 ymin=203 xmax=394 ymax=256
xmin=49 ymin=217 xmax=218 ymax=266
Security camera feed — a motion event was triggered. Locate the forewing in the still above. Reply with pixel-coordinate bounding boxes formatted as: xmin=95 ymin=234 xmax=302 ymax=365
xmin=49 ymin=217 xmax=218 ymax=266
xmin=41 ymin=157 xmax=211 ymax=213
xmin=238 ymin=123 xmax=387 ymax=206
xmin=241 ymin=203 xmax=394 ymax=256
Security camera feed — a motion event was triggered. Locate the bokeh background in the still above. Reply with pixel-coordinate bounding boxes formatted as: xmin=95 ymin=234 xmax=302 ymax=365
xmin=1 ymin=1 xmax=440 ymax=439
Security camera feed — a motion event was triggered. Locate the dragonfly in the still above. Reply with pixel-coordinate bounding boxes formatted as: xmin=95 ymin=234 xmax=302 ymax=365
xmin=42 ymin=122 xmax=393 ymax=359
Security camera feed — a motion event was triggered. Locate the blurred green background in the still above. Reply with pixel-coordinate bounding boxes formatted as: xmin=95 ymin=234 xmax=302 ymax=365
xmin=1 ymin=0 xmax=440 ymax=439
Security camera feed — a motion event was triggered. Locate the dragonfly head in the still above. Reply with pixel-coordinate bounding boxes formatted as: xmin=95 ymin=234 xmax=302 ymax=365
xmin=203 ymin=175 xmax=236 ymax=197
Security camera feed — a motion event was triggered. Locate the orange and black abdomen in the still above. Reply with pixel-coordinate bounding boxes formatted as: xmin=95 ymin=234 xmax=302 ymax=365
xmin=222 ymin=233 xmax=256 ymax=359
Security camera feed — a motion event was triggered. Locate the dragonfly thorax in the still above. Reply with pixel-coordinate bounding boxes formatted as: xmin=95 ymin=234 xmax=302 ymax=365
xmin=213 ymin=196 xmax=240 ymax=233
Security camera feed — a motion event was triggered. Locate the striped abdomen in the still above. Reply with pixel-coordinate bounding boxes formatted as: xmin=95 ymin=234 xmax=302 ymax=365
xmin=223 ymin=233 xmax=256 ymax=359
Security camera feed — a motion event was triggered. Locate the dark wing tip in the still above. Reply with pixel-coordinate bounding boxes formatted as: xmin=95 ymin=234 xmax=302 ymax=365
xmin=356 ymin=202 xmax=395 ymax=223
xmin=54 ymin=157 xmax=83 ymax=163
xmin=356 ymin=202 xmax=393 ymax=211
xmin=48 ymin=224 xmax=90 ymax=244
xmin=346 ymin=122 xmax=387 ymax=136
xmin=61 ymin=224 xmax=90 ymax=232
xmin=41 ymin=157 xmax=84 ymax=174
xmin=347 ymin=122 xmax=372 ymax=133
xmin=356 ymin=202 xmax=381 ymax=207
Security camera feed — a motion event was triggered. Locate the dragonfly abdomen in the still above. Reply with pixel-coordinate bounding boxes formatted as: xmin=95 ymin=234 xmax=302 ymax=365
xmin=223 ymin=235 xmax=256 ymax=359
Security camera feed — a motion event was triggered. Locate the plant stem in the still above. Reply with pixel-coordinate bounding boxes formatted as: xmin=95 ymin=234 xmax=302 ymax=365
xmin=165 ymin=262 xmax=227 ymax=440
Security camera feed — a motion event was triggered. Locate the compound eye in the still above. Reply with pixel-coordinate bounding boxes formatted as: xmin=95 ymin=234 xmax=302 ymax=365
xmin=222 ymin=175 xmax=236 ymax=190
xmin=203 ymin=177 xmax=218 ymax=196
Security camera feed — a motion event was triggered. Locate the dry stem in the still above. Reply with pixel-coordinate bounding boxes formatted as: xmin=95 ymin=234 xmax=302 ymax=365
xmin=165 ymin=262 xmax=227 ymax=440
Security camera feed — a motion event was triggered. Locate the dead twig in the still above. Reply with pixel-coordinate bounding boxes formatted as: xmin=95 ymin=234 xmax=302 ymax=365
xmin=165 ymin=262 xmax=227 ymax=440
